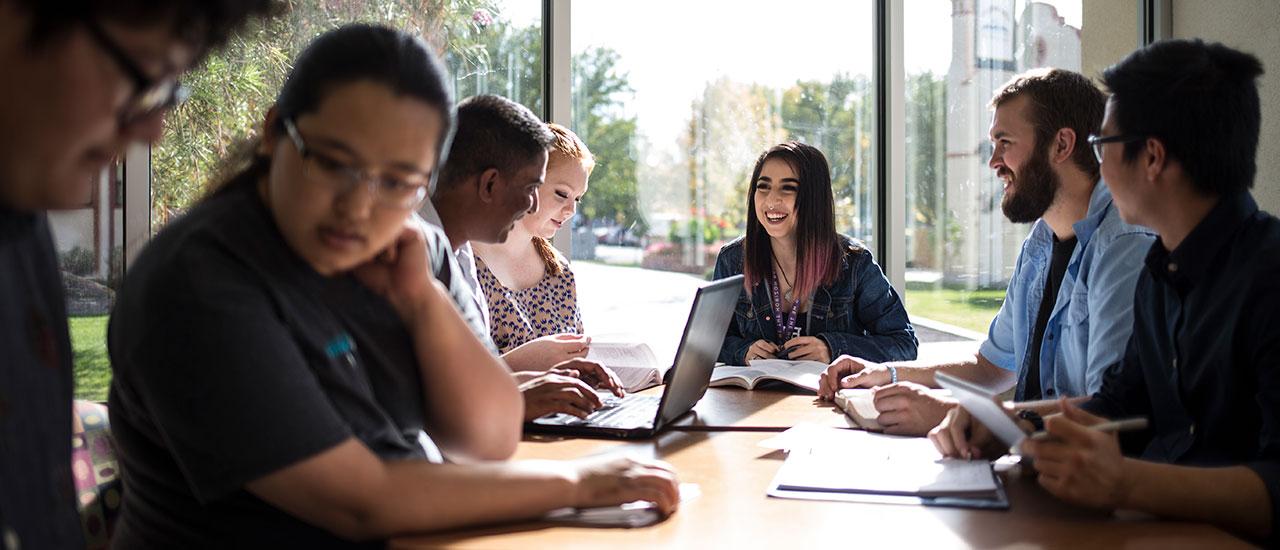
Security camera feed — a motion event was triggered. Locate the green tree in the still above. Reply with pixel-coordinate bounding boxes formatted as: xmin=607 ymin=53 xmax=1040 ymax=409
xmin=152 ymin=0 xmax=535 ymax=230
xmin=776 ymin=74 xmax=875 ymax=242
xmin=571 ymin=47 xmax=644 ymax=235
xmin=905 ymin=71 xmax=947 ymax=269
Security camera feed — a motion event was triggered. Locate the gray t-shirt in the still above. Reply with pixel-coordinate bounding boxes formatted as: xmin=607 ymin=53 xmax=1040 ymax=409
xmin=108 ymin=178 xmax=441 ymax=548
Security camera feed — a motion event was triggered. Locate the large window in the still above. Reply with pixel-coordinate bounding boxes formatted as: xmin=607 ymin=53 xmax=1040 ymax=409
xmin=568 ymin=0 xmax=876 ymax=353
xmin=52 ymin=161 xmax=124 ymax=400
xmin=150 ymin=0 xmax=543 ymax=232
xmin=72 ymin=1 xmax=542 ymax=399
xmin=901 ymin=0 xmax=1133 ymax=338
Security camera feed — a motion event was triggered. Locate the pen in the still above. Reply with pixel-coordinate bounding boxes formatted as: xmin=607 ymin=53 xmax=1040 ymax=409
xmin=1029 ymin=416 xmax=1149 ymax=441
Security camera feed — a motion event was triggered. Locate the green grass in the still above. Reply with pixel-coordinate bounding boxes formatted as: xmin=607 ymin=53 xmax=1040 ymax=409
xmin=68 ymin=315 xmax=111 ymax=402
xmin=903 ymin=284 xmax=1005 ymax=334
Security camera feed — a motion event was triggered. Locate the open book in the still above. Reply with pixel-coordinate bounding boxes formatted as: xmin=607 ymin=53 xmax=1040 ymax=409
xmin=586 ymin=342 xmax=667 ymax=392
xmin=708 ymin=360 xmax=828 ymax=392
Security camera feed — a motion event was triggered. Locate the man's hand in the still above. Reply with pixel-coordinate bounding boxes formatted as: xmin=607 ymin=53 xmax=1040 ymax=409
xmin=503 ymin=333 xmax=591 ymax=371
xmin=929 ymin=405 xmax=1010 ymax=460
xmin=1020 ymin=399 xmax=1130 ymax=509
xmin=817 ymin=355 xmax=889 ymax=400
xmin=549 ymin=358 xmax=625 ymax=397
xmin=518 ymin=373 xmax=603 ymax=421
xmin=781 ymin=336 xmax=830 ymax=363
xmin=871 ymin=382 xmax=956 ymax=436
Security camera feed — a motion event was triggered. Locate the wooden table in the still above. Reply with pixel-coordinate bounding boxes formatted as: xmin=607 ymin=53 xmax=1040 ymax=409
xmin=395 ymin=375 xmax=1250 ymax=549
xmin=395 ymin=429 xmax=1248 ymax=549
xmin=670 ymin=385 xmax=857 ymax=430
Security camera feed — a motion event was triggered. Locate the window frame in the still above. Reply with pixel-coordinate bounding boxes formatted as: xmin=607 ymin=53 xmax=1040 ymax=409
xmin=123 ymin=0 xmax=1165 ymax=297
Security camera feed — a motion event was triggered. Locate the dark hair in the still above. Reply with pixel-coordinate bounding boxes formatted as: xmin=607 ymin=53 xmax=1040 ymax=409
xmin=15 ymin=0 xmax=280 ymax=56
xmin=209 ymin=24 xmax=455 ymax=196
xmin=1103 ymin=39 xmax=1264 ymax=196
xmin=743 ymin=141 xmax=844 ymax=301
xmin=990 ymin=68 xmax=1105 ymax=182
xmin=436 ymin=95 xmax=554 ymax=190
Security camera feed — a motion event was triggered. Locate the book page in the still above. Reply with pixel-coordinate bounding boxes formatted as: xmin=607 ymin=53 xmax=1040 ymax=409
xmin=709 ymin=366 xmax=766 ymax=388
xmin=745 ymin=359 xmax=828 ymax=392
xmin=588 ymin=342 xmax=664 ymax=391
xmin=611 ymin=366 xmax=661 ymax=392
xmin=587 ymin=342 xmax=660 ymax=369
xmin=834 ymin=389 xmax=882 ymax=430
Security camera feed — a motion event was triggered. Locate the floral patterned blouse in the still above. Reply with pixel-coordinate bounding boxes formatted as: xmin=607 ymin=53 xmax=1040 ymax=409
xmin=475 ymin=256 xmax=584 ymax=353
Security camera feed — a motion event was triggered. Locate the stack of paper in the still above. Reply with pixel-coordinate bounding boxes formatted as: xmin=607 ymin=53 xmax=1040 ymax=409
xmin=763 ymin=425 xmax=1006 ymax=508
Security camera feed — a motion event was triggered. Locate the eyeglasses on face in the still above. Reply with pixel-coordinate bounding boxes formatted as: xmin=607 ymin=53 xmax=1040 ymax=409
xmin=283 ymin=118 xmax=430 ymax=209
xmin=82 ymin=18 xmax=191 ymax=126
xmin=1087 ymin=133 xmax=1147 ymax=164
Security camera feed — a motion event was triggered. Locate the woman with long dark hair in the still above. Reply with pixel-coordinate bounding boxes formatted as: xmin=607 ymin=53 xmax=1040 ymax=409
xmin=107 ymin=24 xmax=676 ymax=547
xmin=714 ymin=141 xmax=917 ymax=365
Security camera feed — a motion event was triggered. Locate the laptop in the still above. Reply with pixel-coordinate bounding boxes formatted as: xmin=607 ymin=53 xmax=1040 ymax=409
xmin=526 ymin=274 xmax=744 ymax=439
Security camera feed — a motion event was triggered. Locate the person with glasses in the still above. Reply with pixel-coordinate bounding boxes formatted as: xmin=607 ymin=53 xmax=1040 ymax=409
xmin=819 ymin=68 xmax=1155 ymax=437
xmin=107 ymin=25 xmax=677 ymax=547
xmin=0 ymin=2 xmax=275 ymax=548
xmin=942 ymin=39 xmax=1279 ymax=546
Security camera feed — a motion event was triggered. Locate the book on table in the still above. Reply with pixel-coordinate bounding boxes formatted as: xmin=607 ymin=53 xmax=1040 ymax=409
xmin=708 ymin=359 xmax=828 ymax=391
xmin=586 ymin=342 xmax=667 ymax=392
xmin=833 ymin=389 xmax=882 ymax=430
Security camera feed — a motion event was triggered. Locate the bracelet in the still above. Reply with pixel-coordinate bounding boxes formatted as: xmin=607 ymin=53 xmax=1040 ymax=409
xmin=887 ymin=365 xmax=898 ymax=385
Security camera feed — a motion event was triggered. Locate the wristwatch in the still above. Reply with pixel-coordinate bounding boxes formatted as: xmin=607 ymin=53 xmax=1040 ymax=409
xmin=1016 ymin=409 xmax=1045 ymax=432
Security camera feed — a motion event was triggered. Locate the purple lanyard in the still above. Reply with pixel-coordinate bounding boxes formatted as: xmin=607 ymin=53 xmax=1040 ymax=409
xmin=769 ymin=274 xmax=801 ymax=343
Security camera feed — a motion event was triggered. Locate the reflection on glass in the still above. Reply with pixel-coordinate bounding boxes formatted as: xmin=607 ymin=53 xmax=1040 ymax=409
xmin=904 ymin=0 xmax=1084 ymax=338
xmin=151 ymin=0 xmax=544 ymax=232
xmin=568 ymin=0 xmax=877 ymax=278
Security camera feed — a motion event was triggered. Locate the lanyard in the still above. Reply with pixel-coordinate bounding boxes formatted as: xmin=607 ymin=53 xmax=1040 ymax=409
xmin=769 ymin=274 xmax=801 ymax=343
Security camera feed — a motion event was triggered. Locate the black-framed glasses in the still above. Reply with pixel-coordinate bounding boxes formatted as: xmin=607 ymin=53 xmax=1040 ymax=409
xmin=1087 ymin=134 xmax=1147 ymax=164
xmin=283 ymin=118 xmax=430 ymax=209
xmin=83 ymin=19 xmax=190 ymax=125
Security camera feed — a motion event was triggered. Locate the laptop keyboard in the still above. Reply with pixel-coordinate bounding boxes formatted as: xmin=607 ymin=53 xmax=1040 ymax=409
xmin=544 ymin=394 xmax=661 ymax=428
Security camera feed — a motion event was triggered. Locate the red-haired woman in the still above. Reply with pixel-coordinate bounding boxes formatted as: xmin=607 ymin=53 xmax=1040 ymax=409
xmin=714 ymin=141 xmax=918 ymax=365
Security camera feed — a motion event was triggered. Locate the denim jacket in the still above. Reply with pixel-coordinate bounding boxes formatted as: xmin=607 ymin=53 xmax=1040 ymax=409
xmin=713 ymin=235 xmax=918 ymax=365
xmin=979 ymin=181 xmax=1156 ymax=400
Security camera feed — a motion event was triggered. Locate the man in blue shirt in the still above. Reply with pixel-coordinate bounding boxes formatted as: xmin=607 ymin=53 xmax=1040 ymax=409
xmin=934 ymin=39 xmax=1277 ymax=545
xmin=817 ymin=68 xmax=1154 ymax=436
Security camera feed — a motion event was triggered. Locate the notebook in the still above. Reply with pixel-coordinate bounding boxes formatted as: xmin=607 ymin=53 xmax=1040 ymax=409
xmin=765 ymin=425 xmax=1008 ymax=509
xmin=525 ymin=275 xmax=743 ymax=439
xmin=708 ymin=359 xmax=827 ymax=391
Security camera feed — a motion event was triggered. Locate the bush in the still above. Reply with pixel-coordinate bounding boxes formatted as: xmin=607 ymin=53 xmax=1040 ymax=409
xmin=59 ymin=247 xmax=96 ymax=277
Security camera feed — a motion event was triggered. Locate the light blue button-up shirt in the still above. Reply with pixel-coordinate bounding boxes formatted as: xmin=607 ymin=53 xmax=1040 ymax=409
xmin=978 ymin=182 xmax=1155 ymax=400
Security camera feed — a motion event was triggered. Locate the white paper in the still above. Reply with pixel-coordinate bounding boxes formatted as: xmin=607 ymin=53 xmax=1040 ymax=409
xmin=763 ymin=425 xmax=996 ymax=496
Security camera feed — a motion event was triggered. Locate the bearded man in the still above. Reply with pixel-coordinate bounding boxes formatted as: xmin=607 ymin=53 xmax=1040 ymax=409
xmin=815 ymin=68 xmax=1155 ymax=436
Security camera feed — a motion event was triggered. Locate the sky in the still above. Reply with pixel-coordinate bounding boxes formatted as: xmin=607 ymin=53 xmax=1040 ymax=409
xmin=501 ymin=0 xmax=1083 ymax=154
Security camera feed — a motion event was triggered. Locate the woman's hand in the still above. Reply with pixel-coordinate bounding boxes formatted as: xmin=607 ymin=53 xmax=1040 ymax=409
xmin=568 ymin=455 xmax=680 ymax=516
xmin=744 ymin=340 xmax=779 ymax=361
xmin=353 ymin=218 xmax=439 ymax=324
xmin=504 ymin=333 xmax=592 ymax=371
xmin=781 ymin=336 xmax=830 ymax=363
